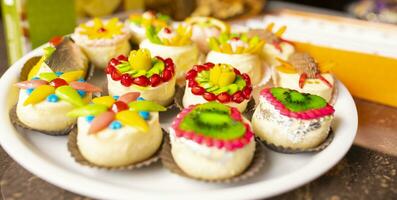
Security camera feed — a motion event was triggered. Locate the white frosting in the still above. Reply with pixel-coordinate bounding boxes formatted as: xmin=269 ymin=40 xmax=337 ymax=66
xmin=157 ymin=28 xmax=177 ymax=40
xmin=252 ymin=96 xmax=332 ymax=149
xmin=182 ymin=84 xmax=249 ymax=112
xmin=191 ymin=25 xmax=220 ymax=53
xmin=169 ymin=127 xmax=255 ymax=180
xmin=140 ymin=39 xmax=199 ymax=82
xmin=16 ymin=89 xmax=91 ymax=132
xmin=273 ymin=70 xmax=334 ymax=102
xmin=262 ymin=42 xmax=295 ymax=66
xmin=206 ymin=51 xmax=262 ymax=85
xmin=127 ymin=23 xmax=146 ymax=43
xmin=77 ymin=112 xmax=162 ymax=167
xmin=107 ymin=74 xmax=176 ymax=106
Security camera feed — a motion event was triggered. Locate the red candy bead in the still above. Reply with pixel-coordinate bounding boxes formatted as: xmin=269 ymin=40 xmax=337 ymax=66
xmin=191 ymin=86 xmax=205 ymax=95
xmin=111 ymin=70 xmax=122 ymax=81
xmin=105 ymin=65 xmax=115 ymax=74
xmin=193 ymin=65 xmax=206 ymax=72
xmin=242 ymin=73 xmax=251 ymax=85
xmin=185 ymin=70 xmax=197 ymax=80
xmin=117 ymin=55 xmax=128 ymax=61
xmin=203 ymin=92 xmax=216 ymax=101
xmin=150 ymin=74 xmax=162 ymax=87
xmin=98 ymin=27 xmax=107 ymax=33
xmin=242 ymin=86 xmax=252 ymax=99
xmin=232 ymin=91 xmax=244 ymax=103
xmin=133 ymin=76 xmax=150 ymax=87
xmin=203 ymin=62 xmax=215 ymax=69
xmin=109 ymin=58 xmax=120 ymax=67
xmin=49 ymin=78 xmax=68 ymax=88
xmin=217 ymin=92 xmax=231 ymax=103
xmin=49 ymin=36 xmax=63 ymax=46
xmin=162 ymin=69 xmax=173 ymax=82
xmin=112 ymin=101 xmax=129 ymax=113
xmin=233 ymin=68 xmax=241 ymax=75
xmin=120 ymin=74 xmax=133 ymax=87
xmin=188 ymin=80 xmax=198 ymax=87
xmin=164 ymin=58 xmax=173 ymax=67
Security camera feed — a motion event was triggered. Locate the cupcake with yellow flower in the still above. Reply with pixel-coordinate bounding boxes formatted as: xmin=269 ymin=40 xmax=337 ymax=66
xmin=140 ymin=25 xmax=200 ymax=83
xmin=13 ymin=70 xmax=101 ymax=135
xmin=67 ymin=93 xmax=166 ymax=167
xmin=206 ymin=32 xmax=266 ymax=86
xmin=106 ymin=48 xmax=176 ymax=106
xmin=72 ymin=18 xmax=131 ymax=68
xmin=126 ymin=11 xmax=171 ymax=44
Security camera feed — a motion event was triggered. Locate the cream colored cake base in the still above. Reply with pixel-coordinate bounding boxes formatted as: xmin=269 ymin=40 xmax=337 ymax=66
xmin=252 ymin=97 xmax=332 ymax=149
xmin=77 ymin=112 xmax=162 ymax=167
xmin=206 ymin=51 xmax=262 ymax=85
xmin=262 ymin=42 xmax=295 ymax=66
xmin=107 ymin=75 xmax=176 ymax=106
xmin=182 ymin=85 xmax=248 ymax=112
xmin=140 ymin=40 xmax=200 ymax=82
xmin=169 ymin=128 xmax=255 ymax=180
xmin=273 ymin=70 xmax=334 ymax=102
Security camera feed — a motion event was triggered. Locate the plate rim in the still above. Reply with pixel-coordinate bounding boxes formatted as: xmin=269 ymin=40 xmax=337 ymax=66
xmin=0 ymin=46 xmax=358 ymax=200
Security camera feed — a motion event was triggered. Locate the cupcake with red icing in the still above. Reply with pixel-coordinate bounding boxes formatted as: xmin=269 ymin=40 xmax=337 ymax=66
xmin=183 ymin=63 xmax=252 ymax=112
xmin=106 ymin=48 xmax=176 ymax=106
xmin=169 ymin=102 xmax=255 ymax=180
xmin=252 ymin=87 xmax=335 ymax=150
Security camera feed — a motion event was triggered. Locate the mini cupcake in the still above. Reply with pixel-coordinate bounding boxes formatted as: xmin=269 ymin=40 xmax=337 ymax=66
xmin=140 ymin=25 xmax=200 ymax=83
xmin=273 ymin=52 xmax=334 ymax=102
xmin=126 ymin=11 xmax=171 ymax=44
xmin=185 ymin=16 xmax=230 ymax=53
xmin=248 ymin=23 xmax=295 ymax=66
xmin=72 ymin=18 xmax=131 ymax=68
xmin=252 ymin=87 xmax=335 ymax=150
xmin=106 ymin=48 xmax=176 ymax=106
xmin=183 ymin=63 xmax=252 ymax=112
xmin=169 ymin=102 xmax=255 ymax=180
xmin=206 ymin=32 xmax=265 ymax=85
xmin=14 ymin=71 xmax=101 ymax=134
xmin=67 ymin=93 xmax=166 ymax=167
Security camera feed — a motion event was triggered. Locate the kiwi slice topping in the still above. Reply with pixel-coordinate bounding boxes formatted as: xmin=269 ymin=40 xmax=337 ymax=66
xmin=270 ymin=87 xmax=327 ymax=112
xmin=179 ymin=102 xmax=245 ymax=140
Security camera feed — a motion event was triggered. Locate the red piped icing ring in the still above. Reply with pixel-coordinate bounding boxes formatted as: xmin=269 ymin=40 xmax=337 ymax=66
xmin=260 ymin=88 xmax=335 ymax=120
xmin=105 ymin=55 xmax=175 ymax=87
xmin=171 ymin=104 xmax=254 ymax=152
xmin=185 ymin=62 xmax=252 ymax=104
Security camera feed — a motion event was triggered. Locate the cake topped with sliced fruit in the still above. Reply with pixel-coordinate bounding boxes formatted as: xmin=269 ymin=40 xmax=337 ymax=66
xmin=68 ymin=92 xmax=166 ymax=167
xmin=274 ymin=52 xmax=335 ymax=102
xmin=127 ymin=11 xmax=170 ymax=43
xmin=15 ymin=71 xmax=101 ymax=133
xmin=208 ymin=32 xmax=265 ymax=55
xmin=183 ymin=63 xmax=252 ymax=112
xmin=106 ymin=48 xmax=176 ymax=106
xmin=145 ymin=25 xmax=193 ymax=47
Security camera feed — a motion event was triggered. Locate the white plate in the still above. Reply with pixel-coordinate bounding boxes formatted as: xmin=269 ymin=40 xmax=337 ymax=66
xmin=0 ymin=45 xmax=357 ymax=200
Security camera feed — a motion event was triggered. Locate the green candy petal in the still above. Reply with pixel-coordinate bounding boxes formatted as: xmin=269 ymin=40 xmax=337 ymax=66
xmin=67 ymin=104 xmax=108 ymax=117
xmin=55 ymin=85 xmax=85 ymax=107
xmin=146 ymin=25 xmax=162 ymax=44
xmin=128 ymin=101 xmax=166 ymax=112
xmin=39 ymin=72 xmax=58 ymax=82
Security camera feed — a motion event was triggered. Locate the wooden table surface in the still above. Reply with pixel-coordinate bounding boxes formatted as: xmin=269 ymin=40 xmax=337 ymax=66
xmin=0 ymin=18 xmax=396 ymax=200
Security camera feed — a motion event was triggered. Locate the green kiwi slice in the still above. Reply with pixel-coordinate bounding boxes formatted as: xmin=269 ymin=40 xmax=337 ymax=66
xmin=270 ymin=87 xmax=327 ymax=112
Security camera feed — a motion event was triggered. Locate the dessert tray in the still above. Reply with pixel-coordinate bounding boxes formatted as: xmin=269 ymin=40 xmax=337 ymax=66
xmin=0 ymin=13 xmax=358 ymax=200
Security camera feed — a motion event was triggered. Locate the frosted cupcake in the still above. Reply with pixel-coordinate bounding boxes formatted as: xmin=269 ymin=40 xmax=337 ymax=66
xmin=72 ymin=18 xmax=131 ymax=68
xmin=169 ymin=102 xmax=255 ymax=180
xmin=252 ymin=87 xmax=335 ymax=150
xmin=183 ymin=63 xmax=252 ymax=112
xmin=68 ymin=93 xmax=166 ymax=167
xmin=185 ymin=16 xmax=230 ymax=53
xmin=14 ymin=71 xmax=100 ymax=134
xmin=273 ymin=52 xmax=334 ymax=102
xmin=126 ymin=11 xmax=171 ymax=44
xmin=106 ymin=48 xmax=176 ymax=106
xmin=140 ymin=25 xmax=200 ymax=83
xmin=206 ymin=32 xmax=265 ymax=85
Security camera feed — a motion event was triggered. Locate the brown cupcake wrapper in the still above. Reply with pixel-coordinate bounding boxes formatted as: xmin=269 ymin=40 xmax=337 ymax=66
xmin=260 ymin=128 xmax=335 ymax=154
xmin=67 ymin=127 xmax=165 ymax=170
xmin=160 ymin=135 xmax=266 ymax=183
xmin=9 ymin=105 xmax=74 ymax=136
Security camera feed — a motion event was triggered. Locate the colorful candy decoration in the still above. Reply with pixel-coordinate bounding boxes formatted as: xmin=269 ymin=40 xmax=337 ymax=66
xmin=15 ymin=71 xmax=101 ymax=106
xmin=262 ymin=22 xmax=293 ymax=52
xmin=208 ymin=32 xmax=265 ymax=54
xmin=67 ymin=92 xmax=166 ymax=134
xmin=146 ymin=25 xmax=193 ymax=46
xmin=105 ymin=49 xmax=175 ymax=87
xmin=128 ymin=11 xmax=170 ymax=30
xmin=79 ymin=18 xmax=124 ymax=40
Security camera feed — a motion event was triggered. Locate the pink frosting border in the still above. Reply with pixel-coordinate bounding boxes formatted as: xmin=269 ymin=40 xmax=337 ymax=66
xmin=171 ymin=105 xmax=254 ymax=152
xmin=260 ymin=88 xmax=335 ymax=120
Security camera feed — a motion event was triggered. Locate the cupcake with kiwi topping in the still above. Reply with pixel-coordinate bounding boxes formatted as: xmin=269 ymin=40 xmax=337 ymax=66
xmin=252 ymin=87 xmax=335 ymax=150
xmin=67 ymin=93 xmax=166 ymax=167
xmin=72 ymin=18 xmax=131 ymax=68
xmin=106 ymin=48 xmax=176 ymax=106
xmin=169 ymin=102 xmax=255 ymax=180
xmin=140 ymin=25 xmax=200 ymax=83
xmin=183 ymin=63 xmax=252 ymax=112
xmin=206 ymin=32 xmax=265 ymax=85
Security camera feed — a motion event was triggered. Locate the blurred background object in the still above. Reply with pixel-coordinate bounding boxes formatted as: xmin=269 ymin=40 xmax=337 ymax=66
xmin=349 ymin=0 xmax=397 ymax=24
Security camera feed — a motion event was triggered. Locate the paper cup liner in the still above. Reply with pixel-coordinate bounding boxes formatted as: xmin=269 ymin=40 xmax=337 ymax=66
xmin=255 ymin=62 xmax=272 ymax=88
xmin=9 ymin=105 xmax=74 ymax=136
xmin=260 ymin=128 xmax=335 ymax=154
xmin=160 ymin=136 xmax=266 ymax=183
xmin=67 ymin=127 xmax=165 ymax=170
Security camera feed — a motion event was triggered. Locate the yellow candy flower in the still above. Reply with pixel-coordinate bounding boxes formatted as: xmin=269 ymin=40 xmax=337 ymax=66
xmin=79 ymin=18 xmax=123 ymax=39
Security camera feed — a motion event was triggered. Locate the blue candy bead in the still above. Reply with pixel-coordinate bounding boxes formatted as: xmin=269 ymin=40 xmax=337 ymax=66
xmin=137 ymin=97 xmax=145 ymax=101
xmin=55 ymin=71 xmax=64 ymax=76
xmin=26 ymin=88 xmax=34 ymax=95
xmin=109 ymin=121 xmax=122 ymax=130
xmin=77 ymin=90 xmax=86 ymax=97
xmin=31 ymin=77 xmax=40 ymax=80
xmin=47 ymin=94 xmax=59 ymax=103
xmin=139 ymin=111 xmax=150 ymax=120
xmin=113 ymin=95 xmax=119 ymax=100
xmin=85 ymin=115 xmax=95 ymax=123
xmin=77 ymin=78 xmax=85 ymax=82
